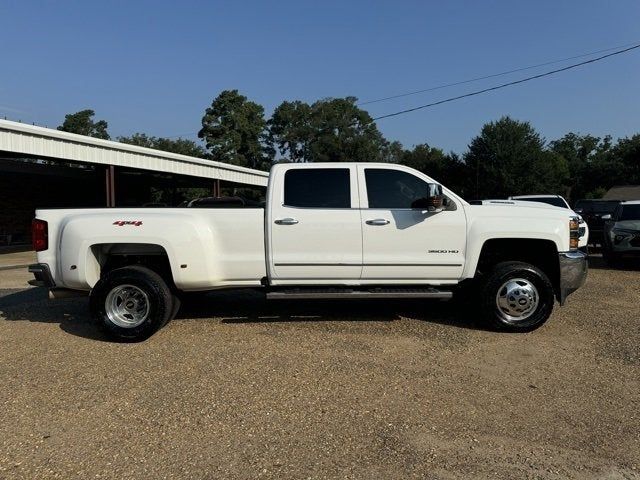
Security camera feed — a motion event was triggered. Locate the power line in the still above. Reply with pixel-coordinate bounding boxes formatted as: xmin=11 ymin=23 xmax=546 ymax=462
xmin=162 ymin=42 xmax=640 ymax=137
xmin=164 ymin=132 xmax=200 ymax=139
xmin=372 ymin=43 xmax=640 ymax=122
xmin=359 ymin=40 xmax=640 ymax=106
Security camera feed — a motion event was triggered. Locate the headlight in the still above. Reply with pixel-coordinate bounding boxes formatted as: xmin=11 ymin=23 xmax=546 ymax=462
xmin=569 ymin=216 xmax=580 ymax=250
xmin=569 ymin=218 xmax=580 ymax=231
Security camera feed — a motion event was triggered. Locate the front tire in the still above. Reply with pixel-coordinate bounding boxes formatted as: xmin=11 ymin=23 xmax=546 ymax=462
xmin=90 ymin=265 xmax=173 ymax=341
xmin=480 ymin=261 xmax=555 ymax=332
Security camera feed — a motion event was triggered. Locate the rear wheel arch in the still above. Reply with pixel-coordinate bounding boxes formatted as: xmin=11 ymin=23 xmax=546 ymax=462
xmin=88 ymin=243 xmax=176 ymax=290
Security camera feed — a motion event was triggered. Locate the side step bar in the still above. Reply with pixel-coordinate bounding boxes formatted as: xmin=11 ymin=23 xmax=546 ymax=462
xmin=266 ymin=287 xmax=453 ymax=300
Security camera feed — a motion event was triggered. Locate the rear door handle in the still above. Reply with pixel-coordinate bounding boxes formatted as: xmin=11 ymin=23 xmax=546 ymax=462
xmin=366 ymin=219 xmax=390 ymax=226
xmin=275 ymin=218 xmax=299 ymax=225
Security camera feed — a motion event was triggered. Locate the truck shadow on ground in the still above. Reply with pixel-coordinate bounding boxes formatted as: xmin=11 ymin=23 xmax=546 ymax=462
xmin=0 ymin=287 xmax=487 ymax=341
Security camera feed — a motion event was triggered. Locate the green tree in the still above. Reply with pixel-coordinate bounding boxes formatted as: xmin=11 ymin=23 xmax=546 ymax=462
xmin=268 ymin=97 xmax=388 ymax=163
xmin=380 ymin=140 xmax=404 ymax=164
xmin=464 ymin=116 xmax=568 ymax=199
xmin=612 ymin=134 xmax=640 ymax=186
xmin=268 ymin=100 xmax=313 ymax=163
xmin=401 ymin=144 xmax=453 ymax=181
xmin=118 ymin=133 xmax=206 ymax=157
xmin=400 ymin=144 xmax=471 ymax=197
xmin=198 ymin=90 xmax=271 ymax=170
xmin=549 ymin=133 xmax=609 ymax=202
xmin=57 ymin=109 xmax=110 ymax=139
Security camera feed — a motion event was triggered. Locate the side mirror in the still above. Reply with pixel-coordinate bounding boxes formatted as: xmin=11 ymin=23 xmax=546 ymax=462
xmin=601 ymin=214 xmax=612 ymax=220
xmin=411 ymin=184 xmax=445 ymax=212
xmin=428 ymin=184 xmax=445 ymax=212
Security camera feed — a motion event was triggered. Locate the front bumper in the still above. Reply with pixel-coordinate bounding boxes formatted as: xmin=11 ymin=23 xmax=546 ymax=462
xmin=28 ymin=263 xmax=55 ymax=288
xmin=558 ymin=251 xmax=588 ymax=305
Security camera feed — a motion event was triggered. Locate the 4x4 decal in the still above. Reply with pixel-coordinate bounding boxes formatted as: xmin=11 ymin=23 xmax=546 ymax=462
xmin=113 ymin=220 xmax=143 ymax=226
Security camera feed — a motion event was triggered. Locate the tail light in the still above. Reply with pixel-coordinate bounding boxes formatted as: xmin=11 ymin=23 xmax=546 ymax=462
xmin=32 ymin=219 xmax=48 ymax=252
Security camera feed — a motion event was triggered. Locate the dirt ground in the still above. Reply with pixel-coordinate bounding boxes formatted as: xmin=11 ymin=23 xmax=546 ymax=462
xmin=0 ymin=256 xmax=638 ymax=479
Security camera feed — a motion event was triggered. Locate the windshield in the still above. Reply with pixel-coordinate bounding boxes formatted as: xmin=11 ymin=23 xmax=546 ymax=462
xmin=518 ymin=197 xmax=567 ymax=208
xmin=619 ymin=205 xmax=640 ymax=221
xmin=575 ymin=200 xmax=619 ymax=213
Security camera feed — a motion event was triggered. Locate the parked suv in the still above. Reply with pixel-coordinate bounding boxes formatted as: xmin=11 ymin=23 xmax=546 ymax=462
xmin=602 ymin=201 xmax=640 ymax=265
xmin=574 ymin=199 xmax=620 ymax=246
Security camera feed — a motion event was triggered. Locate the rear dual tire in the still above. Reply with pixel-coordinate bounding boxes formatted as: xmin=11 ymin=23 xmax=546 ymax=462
xmin=90 ymin=265 xmax=176 ymax=341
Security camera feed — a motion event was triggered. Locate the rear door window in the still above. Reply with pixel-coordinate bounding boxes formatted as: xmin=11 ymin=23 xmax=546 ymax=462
xmin=284 ymin=168 xmax=351 ymax=208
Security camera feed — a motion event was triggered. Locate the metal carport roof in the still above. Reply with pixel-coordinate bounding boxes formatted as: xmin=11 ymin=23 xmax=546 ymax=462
xmin=0 ymin=119 xmax=269 ymax=187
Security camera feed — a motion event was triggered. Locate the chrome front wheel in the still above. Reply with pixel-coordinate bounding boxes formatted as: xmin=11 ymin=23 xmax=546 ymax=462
xmin=495 ymin=278 xmax=539 ymax=323
xmin=480 ymin=261 xmax=554 ymax=332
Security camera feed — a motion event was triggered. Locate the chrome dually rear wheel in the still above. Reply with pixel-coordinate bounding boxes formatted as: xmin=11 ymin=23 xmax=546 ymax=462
xmin=105 ymin=284 xmax=150 ymax=328
xmin=90 ymin=266 xmax=174 ymax=341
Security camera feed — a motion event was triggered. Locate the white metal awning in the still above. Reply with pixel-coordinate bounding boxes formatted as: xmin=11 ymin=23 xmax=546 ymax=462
xmin=0 ymin=119 xmax=269 ymax=187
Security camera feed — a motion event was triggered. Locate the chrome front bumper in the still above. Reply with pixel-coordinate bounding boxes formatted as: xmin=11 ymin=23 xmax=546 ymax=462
xmin=558 ymin=251 xmax=588 ymax=305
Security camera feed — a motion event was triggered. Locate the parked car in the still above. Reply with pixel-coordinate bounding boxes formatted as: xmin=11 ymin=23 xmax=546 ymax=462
xmin=601 ymin=200 xmax=640 ymax=265
xmin=509 ymin=195 xmax=589 ymax=250
xmin=29 ymin=162 xmax=587 ymax=340
xmin=574 ymin=199 xmax=621 ymax=246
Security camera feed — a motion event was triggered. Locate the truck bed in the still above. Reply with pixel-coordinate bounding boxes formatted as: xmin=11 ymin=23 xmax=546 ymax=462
xmin=35 ymin=207 xmax=267 ymax=291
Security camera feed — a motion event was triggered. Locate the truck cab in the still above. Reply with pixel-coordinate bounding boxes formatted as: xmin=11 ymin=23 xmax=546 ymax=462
xmin=266 ymin=163 xmax=466 ymax=284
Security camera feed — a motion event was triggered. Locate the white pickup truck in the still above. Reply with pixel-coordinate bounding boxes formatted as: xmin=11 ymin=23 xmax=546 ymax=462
xmin=29 ymin=162 xmax=587 ymax=340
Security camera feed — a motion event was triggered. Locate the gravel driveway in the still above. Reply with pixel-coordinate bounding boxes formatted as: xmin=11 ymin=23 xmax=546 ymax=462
xmin=0 ymin=257 xmax=638 ymax=479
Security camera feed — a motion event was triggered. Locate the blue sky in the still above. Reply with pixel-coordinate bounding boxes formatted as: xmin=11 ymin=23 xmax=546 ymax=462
xmin=1 ymin=0 xmax=638 ymax=154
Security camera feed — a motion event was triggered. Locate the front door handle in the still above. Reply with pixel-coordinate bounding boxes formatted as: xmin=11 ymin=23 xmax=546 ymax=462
xmin=275 ymin=218 xmax=299 ymax=225
xmin=366 ymin=219 xmax=390 ymax=226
